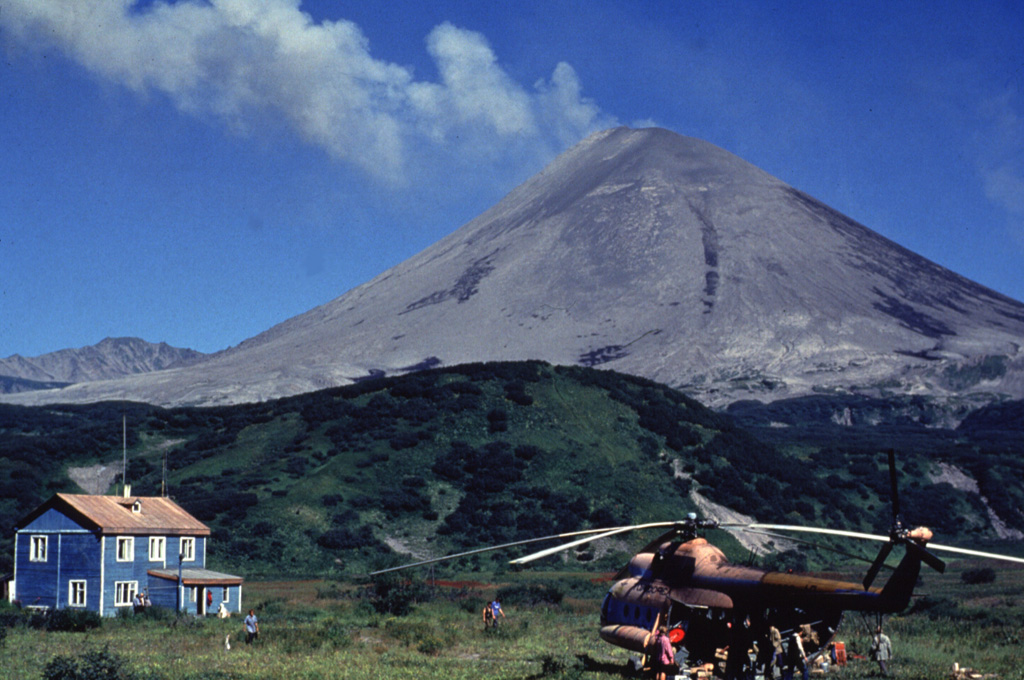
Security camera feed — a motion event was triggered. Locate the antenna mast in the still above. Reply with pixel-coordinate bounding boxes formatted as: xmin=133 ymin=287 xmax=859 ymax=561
xmin=122 ymin=413 xmax=127 ymax=495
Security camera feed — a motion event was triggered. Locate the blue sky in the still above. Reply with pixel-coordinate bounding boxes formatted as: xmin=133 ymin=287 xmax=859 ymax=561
xmin=2 ymin=0 xmax=1022 ymax=358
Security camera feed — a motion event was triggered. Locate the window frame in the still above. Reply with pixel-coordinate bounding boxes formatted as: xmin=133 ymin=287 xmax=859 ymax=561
xmin=116 ymin=536 xmax=134 ymax=562
xmin=68 ymin=580 xmax=87 ymax=607
xmin=114 ymin=581 xmax=138 ymax=607
xmin=148 ymin=536 xmax=166 ymax=562
xmin=180 ymin=537 xmax=196 ymax=562
xmin=29 ymin=535 xmax=48 ymax=562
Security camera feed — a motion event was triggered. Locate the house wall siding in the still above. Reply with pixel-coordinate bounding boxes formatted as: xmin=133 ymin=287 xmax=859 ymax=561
xmin=14 ymin=509 xmax=96 ymax=610
xmin=104 ymin=535 xmax=148 ymax=612
xmin=57 ymin=533 xmax=101 ymax=610
xmin=14 ymin=532 xmax=58 ymax=609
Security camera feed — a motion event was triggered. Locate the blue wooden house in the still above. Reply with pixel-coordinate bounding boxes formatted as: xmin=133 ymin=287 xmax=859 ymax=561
xmin=11 ymin=491 xmax=243 ymax=617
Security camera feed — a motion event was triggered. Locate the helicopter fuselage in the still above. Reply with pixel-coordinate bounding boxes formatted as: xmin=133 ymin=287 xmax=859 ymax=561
xmin=598 ymin=537 xmax=921 ymax=667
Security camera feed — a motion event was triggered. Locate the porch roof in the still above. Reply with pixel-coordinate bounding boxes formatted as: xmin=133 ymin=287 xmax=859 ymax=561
xmin=148 ymin=568 xmax=244 ymax=586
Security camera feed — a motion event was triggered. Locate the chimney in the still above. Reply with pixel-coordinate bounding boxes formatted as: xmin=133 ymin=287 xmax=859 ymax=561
xmin=123 ymin=484 xmax=132 ymax=498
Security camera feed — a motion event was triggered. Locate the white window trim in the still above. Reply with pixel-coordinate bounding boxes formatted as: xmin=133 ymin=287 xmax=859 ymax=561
xmin=116 ymin=537 xmax=134 ymax=562
xmin=30 ymin=535 xmax=48 ymax=562
xmin=69 ymin=580 xmax=87 ymax=607
xmin=114 ymin=581 xmax=138 ymax=607
xmin=180 ymin=537 xmax=195 ymax=562
xmin=149 ymin=536 xmax=166 ymax=562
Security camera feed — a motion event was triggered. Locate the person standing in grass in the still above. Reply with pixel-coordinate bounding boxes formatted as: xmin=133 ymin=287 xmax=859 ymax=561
xmin=483 ymin=599 xmax=505 ymax=628
xmin=870 ymin=626 xmax=892 ymax=675
xmin=244 ymin=609 xmax=259 ymax=645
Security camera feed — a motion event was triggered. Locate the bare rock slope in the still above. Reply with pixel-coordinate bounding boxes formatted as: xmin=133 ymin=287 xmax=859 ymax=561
xmin=0 ymin=337 xmax=206 ymax=395
xmin=5 ymin=127 xmax=1024 ymax=408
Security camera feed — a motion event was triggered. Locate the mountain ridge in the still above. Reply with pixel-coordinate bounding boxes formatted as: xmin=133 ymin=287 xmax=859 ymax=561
xmin=4 ymin=126 xmax=1023 ymax=409
xmin=0 ymin=337 xmax=207 ymax=394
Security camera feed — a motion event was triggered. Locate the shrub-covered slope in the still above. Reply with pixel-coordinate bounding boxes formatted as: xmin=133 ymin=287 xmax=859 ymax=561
xmin=2 ymin=362 xmax=1022 ymax=578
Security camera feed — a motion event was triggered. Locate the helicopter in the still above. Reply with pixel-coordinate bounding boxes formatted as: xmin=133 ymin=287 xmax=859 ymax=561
xmin=371 ymin=451 xmax=1024 ymax=678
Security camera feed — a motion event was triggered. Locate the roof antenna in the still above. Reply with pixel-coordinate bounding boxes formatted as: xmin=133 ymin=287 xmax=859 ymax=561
xmin=121 ymin=412 xmax=128 ymax=497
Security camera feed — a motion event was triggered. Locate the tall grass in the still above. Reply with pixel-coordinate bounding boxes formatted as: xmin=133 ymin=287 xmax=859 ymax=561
xmin=3 ymin=570 xmax=1023 ymax=680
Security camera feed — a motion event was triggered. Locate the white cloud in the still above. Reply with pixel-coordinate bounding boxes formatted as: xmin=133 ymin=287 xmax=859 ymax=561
xmin=424 ymin=22 xmax=537 ymax=138
xmin=0 ymin=0 xmax=614 ymax=184
xmin=534 ymin=62 xmax=606 ymax=148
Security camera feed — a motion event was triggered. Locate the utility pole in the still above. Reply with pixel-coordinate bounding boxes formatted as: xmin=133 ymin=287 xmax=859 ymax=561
xmin=177 ymin=547 xmax=184 ymax=614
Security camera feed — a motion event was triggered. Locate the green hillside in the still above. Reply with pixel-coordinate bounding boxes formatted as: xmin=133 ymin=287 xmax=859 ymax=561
xmin=2 ymin=362 xmax=1023 ymax=580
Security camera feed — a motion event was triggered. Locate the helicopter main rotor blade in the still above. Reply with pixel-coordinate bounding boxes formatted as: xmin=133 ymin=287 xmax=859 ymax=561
xmin=862 ymin=542 xmax=894 ymax=589
xmin=368 ymin=526 xmax=644 ymax=575
xmin=887 ymin=448 xmax=901 ymax=520
xmin=926 ymin=542 xmax=1024 ymax=565
xmin=728 ymin=527 xmax=887 ymax=566
xmin=747 ymin=524 xmax=890 ymax=543
xmin=510 ymin=521 xmax=683 ymax=565
xmin=750 ymin=524 xmax=1024 ymax=567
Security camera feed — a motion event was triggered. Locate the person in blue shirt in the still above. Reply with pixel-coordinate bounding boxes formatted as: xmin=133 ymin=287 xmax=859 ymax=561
xmin=244 ymin=609 xmax=260 ymax=645
xmin=482 ymin=600 xmax=506 ymax=628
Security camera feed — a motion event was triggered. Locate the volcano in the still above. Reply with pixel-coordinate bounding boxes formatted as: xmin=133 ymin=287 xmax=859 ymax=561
xmin=6 ymin=127 xmax=1024 ymax=408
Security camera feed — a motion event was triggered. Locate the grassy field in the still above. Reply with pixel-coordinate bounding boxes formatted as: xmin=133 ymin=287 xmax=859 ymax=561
xmin=3 ymin=562 xmax=1024 ymax=680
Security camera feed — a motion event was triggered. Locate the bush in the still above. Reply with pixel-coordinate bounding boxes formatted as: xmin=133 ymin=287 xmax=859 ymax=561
xmin=370 ymin=573 xmax=425 ymax=616
xmin=0 ymin=606 xmax=28 ymax=631
xmin=961 ymin=567 xmax=996 ymax=585
xmin=540 ymin=652 xmax=585 ymax=679
xmin=46 ymin=608 xmax=102 ymax=632
xmin=43 ymin=647 xmax=138 ymax=680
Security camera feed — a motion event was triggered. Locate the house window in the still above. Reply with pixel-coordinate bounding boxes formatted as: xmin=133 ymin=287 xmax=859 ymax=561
xmin=114 ymin=581 xmax=137 ymax=607
xmin=180 ymin=537 xmax=195 ymax=562
xmin=116 ymin=537 xmax=134 ymax=562
xmin=69 ymin=580 xmax=87 ymax=607
xmin=149 ymin=537 xmax=166 ymax=562
xmin=222 ymin=587 xmax=229 ymax=601
xmin=30 ymin=535 xmax=48 ymax=562
xmin=190 ymin=587 xmax=197 ymax=603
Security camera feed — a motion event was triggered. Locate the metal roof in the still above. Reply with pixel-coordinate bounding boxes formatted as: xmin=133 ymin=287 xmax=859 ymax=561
xmin=148 ymin=568 xmax=243 ymax=586
xmin=17 ymin=493 xmax=211 ymax=536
